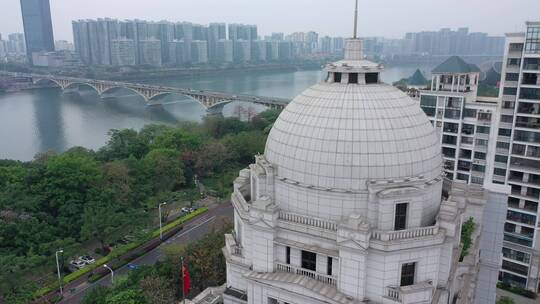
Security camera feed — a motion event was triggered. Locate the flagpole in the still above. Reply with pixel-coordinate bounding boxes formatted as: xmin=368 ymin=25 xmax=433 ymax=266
xmin=181 ymin=256 xmax=185 ymax=304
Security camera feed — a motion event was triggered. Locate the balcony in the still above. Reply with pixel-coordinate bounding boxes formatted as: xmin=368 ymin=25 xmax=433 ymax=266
xmin=385 ymin=281 xmax=434 ymax=303
xmin=278 ymin=210 xmax=337 ymax=231
xmin=275 ymin=262 xmax=337 ymax=286
xmin=225 ymin=234 xmax=243 ymax=257
xmin=371 ymin=225 xmax=439 ymax=242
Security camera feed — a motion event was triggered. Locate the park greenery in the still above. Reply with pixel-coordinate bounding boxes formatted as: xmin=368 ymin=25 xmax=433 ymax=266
xmin=81 ymin=226 xmax=229 ymax=304
xmin=0 ymin=109 xmax=280 ymax=303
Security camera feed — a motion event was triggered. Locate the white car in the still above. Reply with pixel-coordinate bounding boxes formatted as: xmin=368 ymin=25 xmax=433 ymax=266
xmin=79 ymin=255 xmax=95 ymax=265
xmin=70 ymin=259 xmax=86 ymax=269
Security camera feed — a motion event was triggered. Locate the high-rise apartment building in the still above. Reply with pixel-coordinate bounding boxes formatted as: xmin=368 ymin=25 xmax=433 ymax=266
xmin=233 ymin=40 xmax=251 ymax=63
xmin=111 ymin=38 xmax=136 ymax=66
xmin=417 ymin=22 xmax=540 ymax=295
xmin=419 ymin=57 xmax=499 ymax=186
xmin=208 ymin=23 xmax=226 ymax=62
xmin=168 ymin=40 xmax=187 ymax=65
xmin=251 ymin=40 xmax=267 ymax=62
xmin=20 ymin=0 xmax=55 ymax=63
xmin=138 ymin=39 xmax=162 ymax=66
xmin=191 ymin=40 xmax=208 ymax=64
xmin=216 ymin=39 xmax=233 ymax=64
xmin=494 ymin=22 xmax=540 ymax=292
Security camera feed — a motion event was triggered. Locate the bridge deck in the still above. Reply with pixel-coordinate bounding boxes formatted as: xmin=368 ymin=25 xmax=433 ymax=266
xmin=0 ymin=71 xmax=291 ymax=107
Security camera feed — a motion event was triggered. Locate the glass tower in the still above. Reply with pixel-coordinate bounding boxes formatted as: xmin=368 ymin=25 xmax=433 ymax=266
xmin=20 ymin=0 xmax=55 ymax=62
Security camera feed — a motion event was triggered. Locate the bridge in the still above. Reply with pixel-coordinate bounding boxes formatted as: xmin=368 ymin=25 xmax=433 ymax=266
xmin=0 ymin=72 xmax=290 ymax=112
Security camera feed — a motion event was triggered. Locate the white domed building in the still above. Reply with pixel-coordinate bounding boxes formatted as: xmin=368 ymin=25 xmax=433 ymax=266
xmin=212 ymin=13 xmax=510 ymax=304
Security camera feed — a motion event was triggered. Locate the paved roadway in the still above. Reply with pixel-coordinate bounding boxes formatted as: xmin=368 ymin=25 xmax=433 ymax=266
xmin=59 ymin=202 xmax=233 ymax=304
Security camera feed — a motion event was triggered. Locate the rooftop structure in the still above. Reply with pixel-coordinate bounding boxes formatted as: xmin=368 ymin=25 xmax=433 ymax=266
xmin=186 ymin=2 xmax=509 ymax=304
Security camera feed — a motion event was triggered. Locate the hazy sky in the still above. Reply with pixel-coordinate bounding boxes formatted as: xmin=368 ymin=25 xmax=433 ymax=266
xmin=1 ymin=0 xmax=538 ymax=41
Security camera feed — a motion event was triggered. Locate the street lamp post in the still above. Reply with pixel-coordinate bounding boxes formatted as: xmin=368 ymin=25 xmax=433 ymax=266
xmin=55 ymin=250 xmax=64 ymax=294
xmin=159 ymin=202 xmax=167 ymax=241
xmin=103 ymin=264 xmax=114 ymax=284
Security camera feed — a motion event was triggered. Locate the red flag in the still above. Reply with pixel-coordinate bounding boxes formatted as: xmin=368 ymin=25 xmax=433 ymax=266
xmin=182 ymin=264 xmax=191 ymax=296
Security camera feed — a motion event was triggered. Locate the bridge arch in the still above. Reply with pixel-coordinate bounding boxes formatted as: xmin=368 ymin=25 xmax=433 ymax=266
xmin=33 ymin=78 xmax=63 ymax=89
xmin=206 ymin=100 xmax=233 ymax=111
xmin=63 ymin=82 xmax=101 ymax=95
xmin=100 ymin=86 xmax=151 ymax=102
xmin=147 ymin=92 xmax=211 ymax=109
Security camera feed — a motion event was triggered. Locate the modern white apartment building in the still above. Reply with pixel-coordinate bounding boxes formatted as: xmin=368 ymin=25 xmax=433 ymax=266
xmin=419 ymin=57 xmax=499 ymax=187
xmin=494 ymin=22 xmax=540 ymax=293
xmin=418 ymin=21 xmax=540 ymax=295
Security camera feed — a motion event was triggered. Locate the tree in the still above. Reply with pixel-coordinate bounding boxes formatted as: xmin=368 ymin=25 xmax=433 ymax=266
xmin=222 ymin=131 xmax=266 ymax=164
xmin=144 ymin=149 xmax=186 ymax=193
xmin=140 ymin=276 xmax=175 ymax=304
xmin=497 ymin=297 xmax=515 ymax=304
xmin=81 ymin=191 xmax=146 ymax=251
xmin=98 ymin=129 xmax=148 ymax=161
xmin=102 ymin=161 xmax=132 ymax=206
xmin=30 ymin=152 xmax=102 ymax=237
xmin=194 ymin=141 xmax=228 ymax=177
xmin=152 ymin=129 xmax=203 ymax=152
xmin=81 ymin=286 xmax=110 ymax=304
xmin=161 ymin=226 xmax=230 ymax=296
xmin=106 ymin=289 xmax=147 ymax=304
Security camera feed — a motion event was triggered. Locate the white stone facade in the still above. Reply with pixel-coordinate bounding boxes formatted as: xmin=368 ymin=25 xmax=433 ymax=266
xmin=215 ymin=39 xmax=509 ymax=304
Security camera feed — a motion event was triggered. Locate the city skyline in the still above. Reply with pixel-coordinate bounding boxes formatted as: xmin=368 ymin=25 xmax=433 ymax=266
xmin=0 ymin=0 xmax=539 ymax=41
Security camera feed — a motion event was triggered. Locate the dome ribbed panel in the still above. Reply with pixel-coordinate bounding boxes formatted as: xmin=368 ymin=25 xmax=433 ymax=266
xmin=265 ymin=83 xmax=442 ymax=191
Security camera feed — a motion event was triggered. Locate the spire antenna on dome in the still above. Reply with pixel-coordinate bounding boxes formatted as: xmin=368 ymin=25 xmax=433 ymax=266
xmin=353 ymin=0 xmax=359 ymax=38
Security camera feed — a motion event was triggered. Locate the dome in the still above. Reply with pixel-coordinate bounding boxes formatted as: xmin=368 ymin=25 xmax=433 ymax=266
xmin=265 ymin=38 xmax=442 ymax=195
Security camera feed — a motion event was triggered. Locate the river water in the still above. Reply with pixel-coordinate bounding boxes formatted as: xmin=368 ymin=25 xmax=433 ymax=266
xmin=0 ymin=65 xmax=432 ymax=161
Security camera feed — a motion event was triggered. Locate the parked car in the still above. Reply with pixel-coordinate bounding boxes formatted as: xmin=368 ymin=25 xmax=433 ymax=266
xmin=79 ymin=255 xmax=95 ymax=265
xmin=181 ymin=207 xmax=190 ymax=213
xmin=69 ymin=259 xmax=86 ymax=269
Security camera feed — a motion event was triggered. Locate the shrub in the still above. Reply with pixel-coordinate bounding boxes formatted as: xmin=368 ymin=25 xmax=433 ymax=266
xmin=497 ymin=282 xmax=537 ymax=299
xmin=460 ymin=218 xmax=475 ymax=261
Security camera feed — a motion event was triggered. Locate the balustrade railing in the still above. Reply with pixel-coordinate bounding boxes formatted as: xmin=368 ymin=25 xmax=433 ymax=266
xmin=386 ymin=286 xmax=402 ymax=302
xmin=275 ymin=263 xmax=337 ymax=286
xmin=372 ymin=225 xmax=439 ymax=241
xmin=278 ymin=211 xmax=337 ymax=231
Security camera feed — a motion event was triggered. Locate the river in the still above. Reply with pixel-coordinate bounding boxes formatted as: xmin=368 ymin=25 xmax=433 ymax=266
xmin=0 ymin=65 xmax=432 ymax=161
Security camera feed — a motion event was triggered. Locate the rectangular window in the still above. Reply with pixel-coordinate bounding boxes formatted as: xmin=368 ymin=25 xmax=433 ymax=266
xmin=502 ymin=247 xmax=531 ymax=264
xmin=286 ymin=246 xmax=291 ymax=264
xmin=472 ymin=164 xmax=485 ymax=173
xmin=400 ymin=262 xmax=416 ymax=286
xmin=327 ymin=257 xmax=333 ymax=276
xmin=498 ymin=128 xmax=512 ymax=137
xmin=520 ymin=88 xmax=540 ymax=100
xmin=268 ymin=298 xmax=279 ymax=304
xmin=301 ymin=250 xmax=316 ymax=271
xmin=420 ymin=95 xmax=437 ymax=107
xmin=500 ymin=115 xmax=514 ymax=123
xmin=496 ymin=141 xmax=510 ymax=150
xmin=334 ymin=72 xmax=342 ymax=83
xmin=476 ymin=139 xmax=488 ymax=147
xmin=495 ymin=155 xmax=508 ymax=163
xmin=503 ymin=87 xmax=518 ymax=96
xmin=477 ymin=126 xmax=490 ymax=134
xmin=365 ymin=73 xmax=379 ymax=84
xmin=505 ymin=73 xmax=520 ymax=81
xmin=474 ymin=152 xmax=486 ymax=160
xmin=494 ymin=168 xmax=507 ymax=177
xmin=502 ymin=260 xmax=529 ymax=276
xmin=394 ymin=203 xmax=408 ymax=231
xmin=348 ymin=73 xmax=358 ymax=84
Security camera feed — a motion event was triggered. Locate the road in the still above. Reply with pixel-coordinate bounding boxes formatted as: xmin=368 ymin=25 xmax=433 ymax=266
xmin=59 ymin=202 xmax=233 ymax=304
